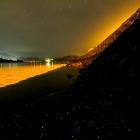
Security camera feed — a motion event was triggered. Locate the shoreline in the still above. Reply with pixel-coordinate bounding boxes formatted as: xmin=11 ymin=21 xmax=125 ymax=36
xmin=0 ymin=66 xmax=79 ymax=106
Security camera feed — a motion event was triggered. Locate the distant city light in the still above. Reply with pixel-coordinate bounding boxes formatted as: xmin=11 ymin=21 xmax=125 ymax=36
xmin=11 ymin=58 xmax=17 ymax=61
xmin=45 ymin=58 xmax=53 ymax=62
xmin=45 ymin=59 xmax=51 ymax=63
xmin=45 ymin=58 xmax=54 ymax=67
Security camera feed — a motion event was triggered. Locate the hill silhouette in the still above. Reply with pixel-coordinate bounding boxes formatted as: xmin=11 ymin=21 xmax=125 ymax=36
xmin=0 ymin=9 xmax=139 ymax=140
xmin=68 ymin=8 xmax=140 ymax=139
xmin=81 ymin=8 xmax=140 ymax=67
xmin=80 ymin=8 xmax=140 ymax=85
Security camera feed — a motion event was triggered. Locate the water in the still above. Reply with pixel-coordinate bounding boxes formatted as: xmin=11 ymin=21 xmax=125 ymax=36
xmin=0 ymin=63 xmax=64 ymax=88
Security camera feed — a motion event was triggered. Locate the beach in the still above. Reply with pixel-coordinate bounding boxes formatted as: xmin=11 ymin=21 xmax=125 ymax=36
xmin=0 ymin=66 xmax=79 ymax=106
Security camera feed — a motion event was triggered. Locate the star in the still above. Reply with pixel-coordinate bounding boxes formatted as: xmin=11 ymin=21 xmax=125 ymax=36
xmin=40 ymin=21 xmax=45 ymax=25
xmin=68 ymin=4 xmax=72 ymax=9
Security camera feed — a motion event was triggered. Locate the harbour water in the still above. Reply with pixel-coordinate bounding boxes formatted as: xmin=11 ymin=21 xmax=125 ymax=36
xmin=0 ymin=63 xmax=64 ymax=88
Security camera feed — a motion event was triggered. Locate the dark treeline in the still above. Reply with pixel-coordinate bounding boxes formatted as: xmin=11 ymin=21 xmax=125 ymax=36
xmin=0 ymin=58 xmax=23 ymax=63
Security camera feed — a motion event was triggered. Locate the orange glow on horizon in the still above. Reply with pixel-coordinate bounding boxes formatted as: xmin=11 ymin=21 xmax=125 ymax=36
xmin=76 ymin=3 xmax=140 ymax=54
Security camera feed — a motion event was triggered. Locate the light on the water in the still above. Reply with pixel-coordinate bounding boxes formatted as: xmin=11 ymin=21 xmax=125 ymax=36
xmin=45 ymin=59 xmax=51 ymax=63
xmin=0 ymin=64 xmax=63 ymax=88
xmin=45 ymin=59 xmax=54 ymax=63
xmin=45 ymin=59 xmax=54 ymax=67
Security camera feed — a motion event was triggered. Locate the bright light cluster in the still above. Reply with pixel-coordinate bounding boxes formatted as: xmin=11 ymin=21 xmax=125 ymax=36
xmin=45 ymin=58 xmax=54 ymax=63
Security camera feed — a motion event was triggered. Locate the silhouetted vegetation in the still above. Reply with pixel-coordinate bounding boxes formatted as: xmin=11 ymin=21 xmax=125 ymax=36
xmin=0 ymin=58 xmax=23 ymax=63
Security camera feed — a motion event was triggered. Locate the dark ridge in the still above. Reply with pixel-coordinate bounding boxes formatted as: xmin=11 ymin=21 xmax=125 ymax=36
xmin=81 ymin=8 xmax=140 ymax=66
xmin=79 ymin=8 xmax=140 ymax=86
xmin=71 ymin=8 xmax=140 ymax=139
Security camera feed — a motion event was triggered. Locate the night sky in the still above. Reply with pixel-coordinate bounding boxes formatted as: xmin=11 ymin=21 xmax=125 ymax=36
xmin=0 ymin=0 xmax=140 ymax=57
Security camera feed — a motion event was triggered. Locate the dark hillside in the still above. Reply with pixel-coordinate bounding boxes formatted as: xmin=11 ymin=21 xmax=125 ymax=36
xmin=80 ymin=9 xmax=140 ymax=86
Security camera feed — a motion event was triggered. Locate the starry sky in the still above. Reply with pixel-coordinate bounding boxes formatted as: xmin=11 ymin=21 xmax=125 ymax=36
xmin=0 ymin=0 xmax=140 ymax=57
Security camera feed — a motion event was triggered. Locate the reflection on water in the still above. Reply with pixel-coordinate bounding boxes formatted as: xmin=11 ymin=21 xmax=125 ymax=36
xmin=0 ymin=63 xmax=64 ymax=88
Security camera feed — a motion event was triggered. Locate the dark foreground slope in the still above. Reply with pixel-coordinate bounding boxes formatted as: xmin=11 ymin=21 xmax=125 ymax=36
xmin=0 ymin=9 xmax=139 ymax=140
